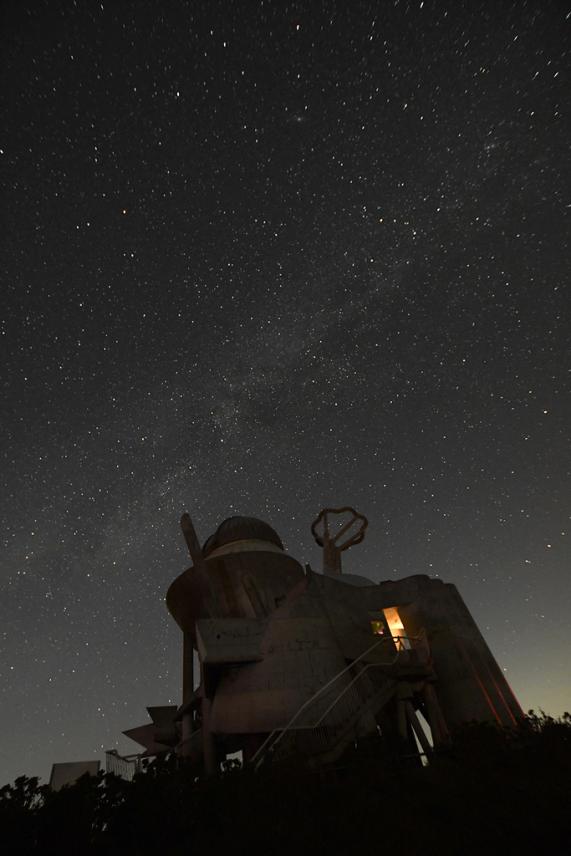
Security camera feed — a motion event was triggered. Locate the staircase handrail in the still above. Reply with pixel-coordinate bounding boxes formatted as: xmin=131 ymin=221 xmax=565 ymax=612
xmin=312 ymin=660 xmax=397 ymax=729
xmin=252 ymin=635 xmax=399 ymax=769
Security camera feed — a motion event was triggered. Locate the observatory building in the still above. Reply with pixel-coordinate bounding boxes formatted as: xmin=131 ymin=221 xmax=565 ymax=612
xmin=113 ymin=507 xmax=522 ymax=776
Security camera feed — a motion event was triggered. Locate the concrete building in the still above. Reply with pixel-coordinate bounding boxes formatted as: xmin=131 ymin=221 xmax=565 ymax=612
xmin=123 ymin=507 xmax=522 ymax=774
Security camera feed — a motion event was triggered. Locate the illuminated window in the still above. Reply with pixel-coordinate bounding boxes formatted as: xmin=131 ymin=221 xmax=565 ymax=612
xmin=383 ymin=606 xmax=411 ymax=649
xmin=370 ymin=619 xmax=385 ymax=636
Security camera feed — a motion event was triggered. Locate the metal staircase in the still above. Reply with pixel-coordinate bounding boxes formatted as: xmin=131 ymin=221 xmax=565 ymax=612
xmin=270 ymin=677 xmax=399 ymax=766
xmin=252 ymin=634 xmax=432 ymax=769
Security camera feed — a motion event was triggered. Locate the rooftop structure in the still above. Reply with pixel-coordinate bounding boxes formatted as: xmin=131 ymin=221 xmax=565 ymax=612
xmin=49 ymin=760 xmax=100 ymax=791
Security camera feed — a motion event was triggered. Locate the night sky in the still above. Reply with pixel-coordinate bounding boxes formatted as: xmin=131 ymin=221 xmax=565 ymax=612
xmin=1 ymin=1 xmax=569 ymax=787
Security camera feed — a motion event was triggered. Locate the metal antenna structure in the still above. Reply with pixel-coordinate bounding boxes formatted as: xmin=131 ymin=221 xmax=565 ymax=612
xmin=311 ymin=506 xmax=368 ymax=576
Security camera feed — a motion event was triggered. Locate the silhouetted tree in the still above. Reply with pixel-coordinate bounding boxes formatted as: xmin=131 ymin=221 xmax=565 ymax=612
xmin=2 ymin=713 xmax=570 ymax=855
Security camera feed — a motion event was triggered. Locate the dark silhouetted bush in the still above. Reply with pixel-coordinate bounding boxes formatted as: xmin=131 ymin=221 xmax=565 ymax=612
xmin=2 ymin=713 xmax=570 ymax=855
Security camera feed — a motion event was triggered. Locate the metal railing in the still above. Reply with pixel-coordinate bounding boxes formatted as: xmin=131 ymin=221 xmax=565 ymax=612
xmin=251 ymin=628 xmax=432 ymax=769
xmin=252 ymin=636 xmax=399 ymax=769
xmin=391 ymin=629 xmax=431 ymax=660
xmin=105 ymin=750 xmax=144 ymax=781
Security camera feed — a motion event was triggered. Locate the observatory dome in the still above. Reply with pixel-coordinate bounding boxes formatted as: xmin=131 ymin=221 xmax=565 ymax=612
xmin=202 ymin=516 xmax=284 ymax=558
xmin=337 ymin=573 xmax=376 ymax=587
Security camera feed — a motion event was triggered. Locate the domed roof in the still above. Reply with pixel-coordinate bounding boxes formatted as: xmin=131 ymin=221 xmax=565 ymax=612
xmin=202 ymin=516 xmax=284 ymax=557
xmin=337 ymin=573 xmax=377 ymax=587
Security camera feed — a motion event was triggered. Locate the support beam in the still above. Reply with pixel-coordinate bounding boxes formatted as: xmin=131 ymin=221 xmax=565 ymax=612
xmin=181 ymin=632 xmax=195 ymax=758
xmin=180 ymin=513 xmax=206 ymax=572
xmin=405 ymin=701 xmax=432 ymax=757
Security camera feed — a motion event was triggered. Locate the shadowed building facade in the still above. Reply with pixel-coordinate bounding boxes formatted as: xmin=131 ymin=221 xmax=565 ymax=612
xmin=117 ymin=508 xmax=522 ymax=775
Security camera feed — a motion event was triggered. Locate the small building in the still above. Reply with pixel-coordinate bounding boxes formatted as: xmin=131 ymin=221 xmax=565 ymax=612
xmin=49 ymin=760 xmax=100 ymax=791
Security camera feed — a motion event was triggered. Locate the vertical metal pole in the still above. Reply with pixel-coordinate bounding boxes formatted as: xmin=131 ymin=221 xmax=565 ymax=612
xmin=181 ymin=632 xmax=194 ymax=758
xmin=201 ymin=664 xmax=216 ymax=776
xmin=323 ymin=535 xmax=342 ymax=575
xmin=180 ymin=513 xmax=205 ymax=570
xmin=179 ymin=512 xmax=209 ymax=762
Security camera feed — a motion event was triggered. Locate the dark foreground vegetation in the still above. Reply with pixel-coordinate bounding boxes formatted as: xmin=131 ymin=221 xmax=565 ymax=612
xmin=2 ymin=713 xmax=570 ymax=855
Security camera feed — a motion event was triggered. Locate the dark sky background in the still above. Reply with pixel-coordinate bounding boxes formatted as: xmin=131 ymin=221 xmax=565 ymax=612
xmin=1 ymin=0 xmax=569 ymax=786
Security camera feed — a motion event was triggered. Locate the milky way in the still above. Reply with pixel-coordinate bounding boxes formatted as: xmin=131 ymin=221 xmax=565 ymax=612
xmin=1 ymin=1 xmax=569 ymax=785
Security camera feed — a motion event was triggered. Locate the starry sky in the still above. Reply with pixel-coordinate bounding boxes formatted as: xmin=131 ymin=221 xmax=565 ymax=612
xmin=1 ymin=0 xmax=569 ymax=786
